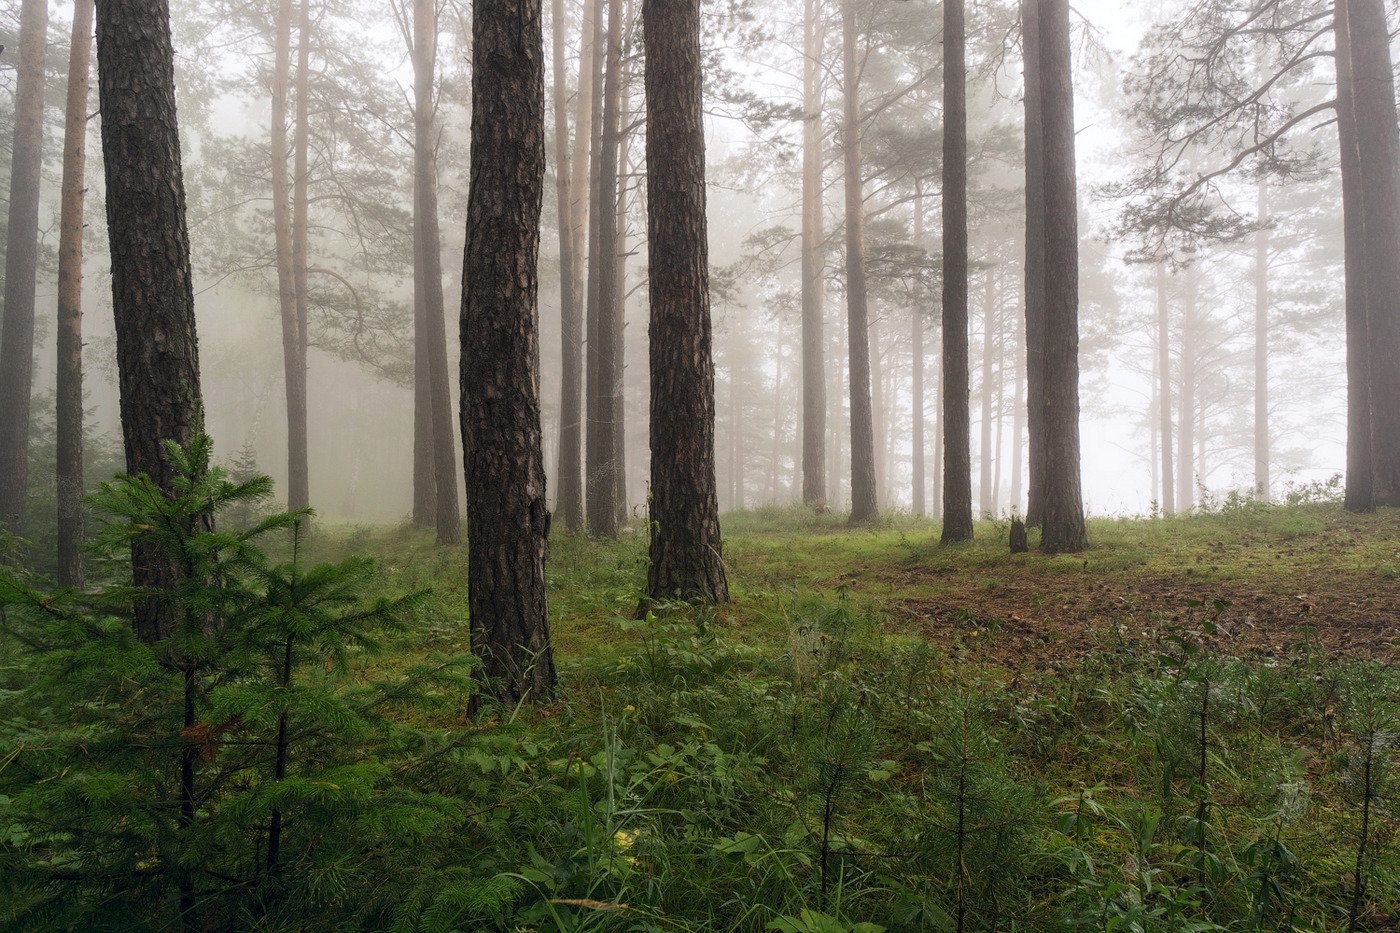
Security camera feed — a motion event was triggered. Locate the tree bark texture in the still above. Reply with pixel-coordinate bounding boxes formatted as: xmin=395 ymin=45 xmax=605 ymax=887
xmin=941 ymin=0 xmax=973 ymax=543
xmin=1035 ymin=0 xmax=1087 ymax=553
xmin=0 ymin=0 xmax=50 ymax=535
xmin=643 ymin=0 xmax=730 ymax=604
xmin=96 ymin=0 xmax=205 ymax=642
xmin=460 ymin=0 xmax=557 ymax=706
xmin=1021 ymin=0 xmax=1047 ymax=527
xmin=56 ymin=0 xmax=95 ymax=587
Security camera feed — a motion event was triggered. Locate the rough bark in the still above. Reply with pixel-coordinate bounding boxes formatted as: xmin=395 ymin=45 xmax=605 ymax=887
xmin=1021 ymin=0 xmax=1047 ymax=527
xmin=842 ymin=0 xmax=879 ymax=525
xmin=1035 ymin=0 xmax=1087 ymax=553
xmin=911 ymin=183 xmax=926 ymax=517
xmin=0 ymin=0 xmax=50 ymax=534
xmin=460 ymin=0 xmax=557 ymax=706
xmin=56 ymin=0 xmax=95 ymax=587
xmin=1253 ymin=181 xmax=1270 ymax=501
xmin=643 ymin=0 xmax=729 ymax=605
xmin=1156 ymin=262 xmax=1175 ymax=515
xmin=1335 ymin=0 xmax=1372 ymax=512
xmin=413 ymin=0 xmax=462 ymax=544
xmin=96 ymin=0 xmax=205 ymax=642
xmin=801 ymin=0 xmax=828 ymax=507
xmin=941 ymin=0 xmax=973 ymax=543
xmin=1345 ymin=0 xmax=1400 ymax=507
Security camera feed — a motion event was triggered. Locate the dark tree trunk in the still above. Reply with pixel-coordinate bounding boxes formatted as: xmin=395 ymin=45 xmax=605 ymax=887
xmin=801 ymin=0 xmax=827 ymax=507
xmin=1253 ymin=181 xmax=1270 ymax=501
xmin=56 ymin=0 xmax=95 ymax=587
xmin=1345 ymin=0 xmax=1400 ymax=507
xmin=1335 ymin=0 xmax=1373 ymax=512
xmin=96 ymin=0 xmax=205 ymax=643
xmin=1021 ymin=0 xmax=1047 ymax=527
xmin=1035 ymin=0 xmax=1086 ymax=553
xmin=642 ymin=0 xmax=729 ymax=605
xmin=1156 ymin=262 xmax=1175 ymax=515
xmin=941 ymin=0 xmax=973 ymax=543
xmin=841 ymin=0 xmax=879 ymax=525
xmin=460 ymin=0 xmax=557 ymax=706
xmin=0 ymin=0 xmax=49 ymax=534
xmin=911 ymin=183 xmax=926 ymax=517
xmin=414 ymin=0 xmax=462 ymax=544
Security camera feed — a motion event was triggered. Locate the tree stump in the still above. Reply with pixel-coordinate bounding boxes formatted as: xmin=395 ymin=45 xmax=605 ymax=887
xmin=1010 ymin=517 xmax=1029 ymax=554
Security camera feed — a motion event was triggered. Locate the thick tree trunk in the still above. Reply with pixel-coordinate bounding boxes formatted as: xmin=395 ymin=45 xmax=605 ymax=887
xmin=941 ymin=0 xmax=973 ymax=543
xmin=1335 ymin=0 xmax=1373 ymax=512
xmin=1177 ymin=267 xmax=1198 ymax=511
xmin=557 ymin=0 xmax=599 ymax=534
xmin=1035 ymin=0 xmax=1086 ymax=553
xmin=289 ymin=0 xmax=313 ymax=512
xmin=414 ymin=0 xmax=462 ymax=544
xmin=842 ymin=0 xmax=879 ymax=525
xmin=1021 ymin=0 xmax=1047 ymax=527
xmin=802 ymin=0 xmax=828 ymax=507
xmin=0 ymin=0 xmax=49 ymax=534
xmin=642 ymin=0 xmax=729 ymax=605
xmin=460 ymin=0 xmax=557 ymax=706
xmin=55 ymin=0 xmax=95 ymax=587
xmin=1156 ymin=262 xmax=1175 ymax=515
xmin=586 ymin=0 xmax=624 ymax=537
xmin=1253 ymin=181 xmax=1270 ymax=501
xmin=1344 ymin=0 xmax=1400 ymax=507
xmin=911 ymin=183 xmax=926 ymax=517
xmin=96 ymin=0 xmax=205 ymax=643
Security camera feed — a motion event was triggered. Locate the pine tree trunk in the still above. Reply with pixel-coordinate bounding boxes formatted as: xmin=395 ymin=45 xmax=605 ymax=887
xmin=802 ymin=0 xmax=828 ymax=507
xmin=557 ymin=0 xmax=598 ymax=534
xmin=941 ymin=0 xmax=974 ymax=543
xmin=979 ymin=272 xmax=995 ymax=516
xmin=1253 ymin=181 xmax=1270 ymax=501
xmin=911 ymin=184 xmax=926 ymax=517
xmin=993 ymin=311 xmax=1007 ymax=516
xmin=932 ymin=341 xmax=944 ymax=518
xmin=460 ymin=0 xmax=557 ymax=706
xmin=1035 ymin=0 xmax=1086 ymax=553
xmin=0 ymin=0 xmax=49 ymax=534
xmin=842 ymin=0 xmax=879 ymax=525
xmin=1156 ymin=262 xmax=1175 ymax=515
xmin=55 ymin=0 xmax=94 ymax=587
xmin=289 ymin=0 xmax=313 ymax=512
xmin=1010 ymin=305 xmax=1025 ymax=512
xmin=643 ymin=0 xmax=729 ymax=605
xmin=612 ymin=21 xmax=635 ymax=526
xmin=414 ymin=0 xmax=462 ymax=544
xmin=1335 ymin=0 xmax=1373 ymax=512
xmin=1021 ymin=0 xmax=1047 ymax=527
xmin=1178 ymin=267 xmax=1197 ymax=511
xmin=870 ymin=317 xmax=886 ymax=507
xmin=96 ymin=0 xmax=205 ymax=643
xmin=551 ymin=0 xmax=583 ymax=532
xmin=270 ymin=0 xmax=303 ymax=515
xmin=1344 ymin=0 xmax=1400 ymax=507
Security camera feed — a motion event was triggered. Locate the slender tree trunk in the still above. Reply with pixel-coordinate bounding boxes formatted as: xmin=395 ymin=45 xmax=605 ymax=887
xmin=941 ymin=0 xmax=973 ymax=543
xmin=612 ymin=19 xmax=635 ymax=526
xmin=1178 ymin=267 xmax=1197 ymax=511
xmin=289 ymin=0 xmax=313 ymax=512
xmin=979 ymin=272 xmax=995 ymax=516
xmin=585 ymin=0 xmax=623 ymax=537
xmin=460 ymin=0 xmax=556 ymax=707
xmin=1345 ymin=0 xmax=1400 ymax=507
xmin=912 ymin=184 xmax=926 ymax=517
xmin=96 ymin=0 xmax=204 ymax=643
xmin=642 ymin=0 xmax=729 ymax=605
xmin=1022 ymin=0 xmax=1047 ymax=527
xmin=55 ymin=0 xmax=95 ymax=587
xmin=0 ymin=0 xmax=50 ymax=534
xmin=1157 ymin=262 xmax=1175 ymax=515
xmin=993 ymin=315 xmax=1007 ymax=516
xmin=840 ymin=0 xmax=879 ymax=525
xmin=1253 ymin=180 xmax=1270 ymax=501
xmin=870 ymin=317 xmax=886 ymax=507
xmin=415 ymin=0 xmax=462 ymax=544
xmin=1035 ymin=0 xmax=1086 ymax=553
xmin=802 ymin=0 xmax=828 ymax=506
xmin=771 ymin=341 xmax=783 ymax=502
xmin=1010 ymin=307 xmax=1025 ymax=513
xmin=1336 ymin=0 xmax=1373 ymax=512
xmin=270 ymin=0 xmax=303 ymax=514
xmin=932 ymin=339 xmax=944 ymax=518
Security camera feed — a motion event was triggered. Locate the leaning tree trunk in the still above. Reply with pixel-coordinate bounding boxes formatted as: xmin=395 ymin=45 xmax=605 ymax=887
xmin=0 ymin=0 xmax=49 ymax=535
xmin=1021 ymin=0 xmax=1047 ymax=527
xmin=55 ymin=0 xmax=95 ymax=587
xmin=460 ymin=0 xmax=557 ymax=707
xmin=1335 ymin=0 xmax=1373 ymax=512
xmin=414 ymin=0 xmax=462 ymax=544
xmin=96 ymin=0 xmax=205 ymax=643
xmin=642 ymin=0 xmax=730 ymax=605
xmin=1035 ymin=0 xmax=1087 ymax=554
xmin=1345 ymin=0 xmax=1400 ymax=508
xmin=1253 ymin=180 xmax=1270 ymax=501
xmin=841 ymin=0 xmax=879 ymax=525
xmin=1156 ymin=262 xmax=1175 ymax=515
xmin=941 ymin=0 xmax=974 ymax=543
xmin=801 ymin=0 xmax=828 ymax=506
